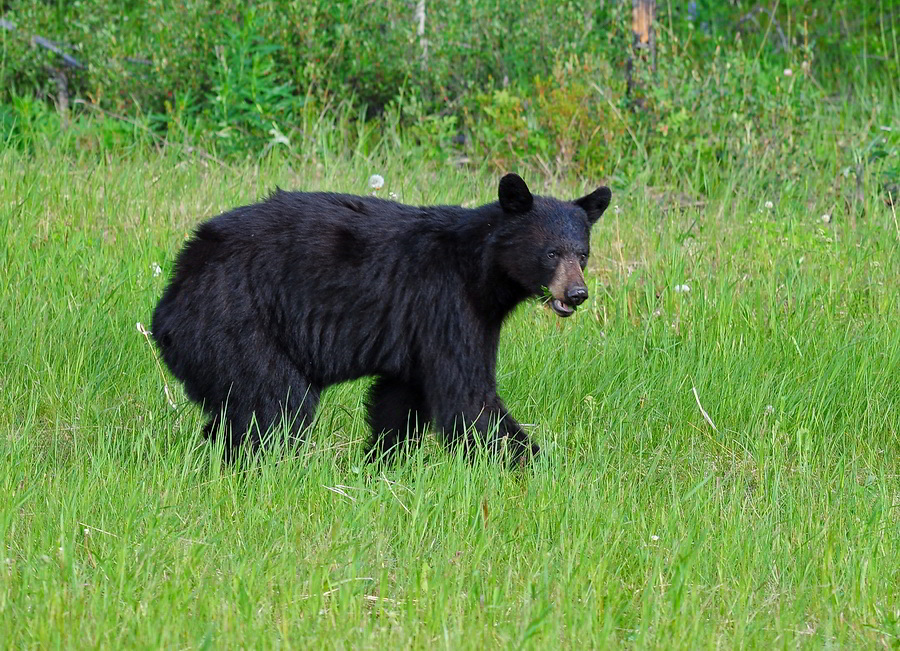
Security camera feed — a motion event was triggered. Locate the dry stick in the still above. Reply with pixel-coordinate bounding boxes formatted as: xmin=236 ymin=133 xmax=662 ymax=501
xmin=322 ymin=485 xmax=356 ymax=501
xmin=692 ymin=386 xmax=718 ymax=432
xmin=890 ymin=192 xmax=899 ymax=243
xmin=614 ymin=213 xmax=628 ymax=277
xmin=136 ymin=322 xmax=177 ymax=409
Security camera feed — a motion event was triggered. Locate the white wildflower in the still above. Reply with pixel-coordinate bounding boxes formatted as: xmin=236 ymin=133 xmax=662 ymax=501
xmin=650 ymin=535 xmax=660 ymax=542
xmin=764 ymin=404 xmax=775 ymax=416
xmin=783 ymin=68 xmax=793 ymax=77
xmin=821 ymin=214 xmax=831 ymax=224
xmin=151 ymin=262 xmax=162 ymax=277
xmin=368 ymin=174 xmax=384 ymax=193
xmin=674 ymin=284 xmax=691 ymax=294
xmin=389 ymin=191 xmax=398 ymax=200
xmin=765 ymin=200 xmax=774 ymax=210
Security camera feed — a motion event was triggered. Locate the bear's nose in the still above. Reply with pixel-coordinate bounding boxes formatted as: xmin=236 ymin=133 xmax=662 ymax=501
xmin=566 ymin=286 xmax=588 ymax=306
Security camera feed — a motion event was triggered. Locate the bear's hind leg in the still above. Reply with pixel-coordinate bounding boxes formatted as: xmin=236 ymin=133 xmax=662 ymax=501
xmin=365 ymin=377 xmax=430 ymax=464
xmin=202 ymin=352 xmax=320 ymax=461
xmin=251 ymin=376 xmax=320 ymax=453
xmin=202 ymin=413 xmax=249 ymax=464
xmin=200 ymin=401 xmax=253 ymax=462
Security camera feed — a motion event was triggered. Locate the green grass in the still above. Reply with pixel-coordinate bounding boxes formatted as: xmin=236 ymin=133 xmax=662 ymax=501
xmin=1 ymin=135 xmax=899 ymax=649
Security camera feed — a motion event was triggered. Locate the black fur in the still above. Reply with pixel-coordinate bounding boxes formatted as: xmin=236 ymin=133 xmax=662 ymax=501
xmin=151 ymin=174 xmax=611 ymax=464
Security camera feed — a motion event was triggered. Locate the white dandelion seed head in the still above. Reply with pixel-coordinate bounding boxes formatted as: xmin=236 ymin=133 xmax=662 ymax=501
xmin=765 ymin=200 xmax=774 ymax=210
xmin=821 ymin=214 xmax=831 ymax=224
xmin=368 ymin=174 xmax=384 ymax=190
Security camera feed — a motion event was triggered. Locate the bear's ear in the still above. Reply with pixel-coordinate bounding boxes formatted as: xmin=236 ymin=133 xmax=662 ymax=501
xmin=498 ymin=173 xmax=534 ymax=214
xmin=574 ymin=186 xmax=612 ymax=225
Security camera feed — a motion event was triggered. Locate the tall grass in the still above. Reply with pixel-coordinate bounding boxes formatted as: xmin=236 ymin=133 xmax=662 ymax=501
xmin=1 ymin=105 xmax=899 ymax=647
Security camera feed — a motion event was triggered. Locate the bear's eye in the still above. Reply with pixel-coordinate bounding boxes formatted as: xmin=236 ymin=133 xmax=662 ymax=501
xmin=546 ymin=251 xmax=557 ymax=260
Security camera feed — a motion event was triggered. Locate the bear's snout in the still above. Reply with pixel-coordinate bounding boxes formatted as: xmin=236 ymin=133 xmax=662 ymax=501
xmin=547 ymin=257 xmax=588 ymax=317
xmin=565 ymin=285 xmax=588 ymax=306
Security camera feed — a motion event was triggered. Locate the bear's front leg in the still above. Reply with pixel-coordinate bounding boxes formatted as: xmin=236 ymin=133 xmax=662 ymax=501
xmin=482 ymin=401 xmax=540 ymax=465
xmin=421 ymin=330 xmax=539 ymax=465
xmin=430 ymin=390 xmax=539 ymax=466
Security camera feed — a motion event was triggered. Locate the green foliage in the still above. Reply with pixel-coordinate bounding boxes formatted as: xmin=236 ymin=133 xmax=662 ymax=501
xmin=461 ymin=54 xmax=625 ymax=179
xmin=637 ymin=33 xmax=823 ymax=167
xmin=0 ymin=0 xmax=897 ymax=175
xmin=201 ymin=9 xmax=297 ymax=150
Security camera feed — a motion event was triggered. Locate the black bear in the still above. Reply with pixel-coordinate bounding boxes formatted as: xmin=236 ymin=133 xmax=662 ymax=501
xmin=151 ymin=174 xmax=611 ymax=464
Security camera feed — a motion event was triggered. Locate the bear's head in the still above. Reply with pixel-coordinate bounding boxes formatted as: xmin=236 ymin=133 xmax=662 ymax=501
xmin=495 ymin=173 xmax=611 ymax=317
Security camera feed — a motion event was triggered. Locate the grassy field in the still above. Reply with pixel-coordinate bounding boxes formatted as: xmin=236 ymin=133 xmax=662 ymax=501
xmin=1 ymin=126 xmax=899 ymax=648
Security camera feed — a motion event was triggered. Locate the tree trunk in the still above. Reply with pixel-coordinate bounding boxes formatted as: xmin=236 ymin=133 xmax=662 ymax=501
xmin=626 ymin=0 xmax=656 ymax=103
xmin=415 ymin=0 xmax=428 ymax=67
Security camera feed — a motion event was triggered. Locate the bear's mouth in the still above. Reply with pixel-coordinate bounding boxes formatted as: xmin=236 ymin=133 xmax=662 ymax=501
xmin=550 ymin=298 xmax=575 ymax=317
